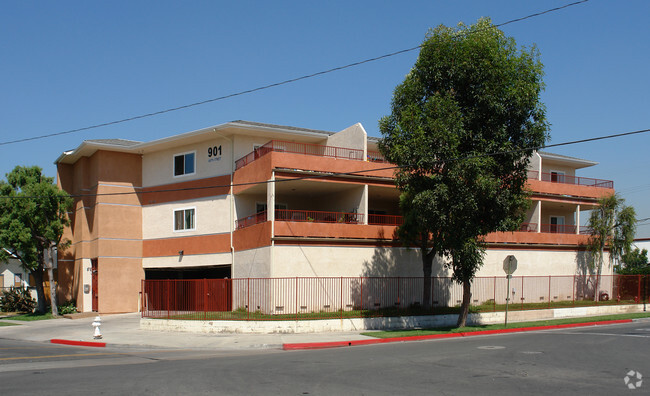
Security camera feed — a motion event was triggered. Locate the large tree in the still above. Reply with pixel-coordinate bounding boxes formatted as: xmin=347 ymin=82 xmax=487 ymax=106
xmin=0 ymin=166 xmax=72 ymax=314
xmin=615 ymin=248 xmax=649 ymax=275
xmin=588 ymin=194 xmax=636 ymax=298
xmin=379 ymin=18 xmax=548 ymax=327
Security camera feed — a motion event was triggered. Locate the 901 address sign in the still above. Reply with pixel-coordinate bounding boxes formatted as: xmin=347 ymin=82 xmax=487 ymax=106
xmin=208 ymin=145 xmax=222 ymax=158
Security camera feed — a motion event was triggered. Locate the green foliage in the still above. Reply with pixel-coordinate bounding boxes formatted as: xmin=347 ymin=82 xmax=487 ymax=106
xmin=0 ymin=166 xmax=73 ymax=313
xmin=56 ymin=300 xmax=78 ymax=315
xmin=379 ymin=18 xmax=548 ymax=325
xmin=615 ymin=248 xmax=649 ymax=274
xmin=4 ymin=312 xmax=56 ymax=321
xmin=588 ymin=194 xmax=636 ymax=272
xmin=362 ymin=312 xmax=650 ymax=339
xmin=0 ymin=287 xmax=36 ymax=313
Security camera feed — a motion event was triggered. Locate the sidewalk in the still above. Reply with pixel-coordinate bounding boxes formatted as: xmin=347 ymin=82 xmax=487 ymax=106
xmin=1 ymin=313 xmax=644 ymax=351
xmin=0 ymin=313 xmax=375 ymax=350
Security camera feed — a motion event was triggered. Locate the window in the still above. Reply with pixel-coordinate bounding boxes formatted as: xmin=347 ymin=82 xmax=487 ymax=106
xmin=14 ymin=273 xmax=22 ymax=287
xmin=174 ymin=208 xmax=195 ymax=231
xmin=256 ymin=202 xmax=287 ymax=213
xmin=174 ymin=152 xmax=195 ymax=177
xmin=550 ymin=216 xmax=564 ymax=233
xmin=550 ymin=171 xmax=565 ymax=183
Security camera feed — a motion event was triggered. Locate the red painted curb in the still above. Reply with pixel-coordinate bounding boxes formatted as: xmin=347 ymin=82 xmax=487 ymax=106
xmin=50 ymin=339 xmax=107 ymax=348
xmin=282 ymin=319 xmax=634 ymax=350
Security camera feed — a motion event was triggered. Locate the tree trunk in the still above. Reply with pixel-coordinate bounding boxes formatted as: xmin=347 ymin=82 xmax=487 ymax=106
xmin=595 ymin=241 xmax=605 ymax=302
xmin=45 ymin=243 xmax=58 ymax=316
xmin=421 ymin=249 xmax=433 ymax=309
xmin=456 ymin=277 xmax=472 ymax=327
xmin=32 ymin=269 xmax=47 ymax=314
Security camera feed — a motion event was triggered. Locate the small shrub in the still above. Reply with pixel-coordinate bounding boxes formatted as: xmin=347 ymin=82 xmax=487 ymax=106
xmin=0 ymin=287 xmax=36 ymax=313
xmin=57 ymin=300 xmax=78 ymax=315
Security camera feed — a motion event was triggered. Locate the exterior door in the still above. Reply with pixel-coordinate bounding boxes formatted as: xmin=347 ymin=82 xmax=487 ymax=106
xmin=550 ymin=216 xmax=564 ymax=233
xmin=550 ymin=171 xmax=565 ymax=183
xmin=91 ymin=259 xmax=98 ymax=312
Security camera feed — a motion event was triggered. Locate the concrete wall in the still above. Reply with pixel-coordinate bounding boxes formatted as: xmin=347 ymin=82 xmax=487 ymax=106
xmin=57 ymin=150 xmax=143 ymax=313
xmin=541 ymin=162 xmax=577 ymax=177
xmin=233 ymin=247 xmax=272 ymax=278
xmin=326 ymin=123 xmax=367 ymax=152
xmin=143 ymin=253 xmax=232 ymax=269
xmin=141 ymin=304 xmax=645 ymax=334
xmin=142 ymin=137 xmax=233 ymax=187
xmin=143 ymin=196 xmax=230 ymax=239
xmin=528 ymin=152 xmax=542 ymax=177
xmin=271 ymin=245 xmax=425 ymax=278
xmin=269 ymin=245 xmax=605 ymax=279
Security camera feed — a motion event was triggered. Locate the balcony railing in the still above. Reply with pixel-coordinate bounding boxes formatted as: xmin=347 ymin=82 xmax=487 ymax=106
xmin=142 ymin=275 xmax=650 ymax=320
xmin=540 ymin=224 xmax=578 ymax=234
xmin=368 ymin=214 xmax=403 ymax=226
xmin=235 ymin=211 xmax=267 ymax=230
xmin=518 ymin=223 xmax=538 ymax=232
xmin=579 ymin=226 xmax=593 ymax=235
xmin=235 ymin=140 xmax=366 ymax=170
xmin=527 ymin=170 xmax=613 ymax=189
xmin=366 ymin=150 xmax=389 ymax=163
xmin=276 ymin=209 xmax=363 ymax=224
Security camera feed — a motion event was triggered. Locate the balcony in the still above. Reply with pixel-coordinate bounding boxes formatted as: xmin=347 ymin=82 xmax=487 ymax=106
xmin=236 ymin=141 xmax=364 ymax=170
xmin=235 ymin=211 xmax=267 ymax=230
xmin=527 ymin=170 xmax=613 ymax=189
xmin=235 ymin=141 xmax=390 ymax=171
xmin=236 ymin=209 xmax=363 ymax=229
xmin=276 ymin=209 xmax=363 ymax=224
xmin=516 ymin=223 xmax=593 ymax=235
xmin=368 ymin=214 xmax=403 ymax=226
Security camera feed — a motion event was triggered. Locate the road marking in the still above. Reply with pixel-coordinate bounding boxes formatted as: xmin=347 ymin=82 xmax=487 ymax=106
xmin=477 ymin=346 xmax=505 ymax=350
xmin=0 ymin=346 xmax=69 ymax=350
xmin=555 ymin=331 xmax=650 ymax=338
xmin=0 ymin=352 xmax=128 ymax=361
xmin=0 ymin=348 xmax=194 ymax=361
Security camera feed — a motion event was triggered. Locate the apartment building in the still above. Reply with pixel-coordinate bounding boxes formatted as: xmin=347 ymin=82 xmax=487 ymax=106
xmin=55 ymin=121 xmax=614 ymax=313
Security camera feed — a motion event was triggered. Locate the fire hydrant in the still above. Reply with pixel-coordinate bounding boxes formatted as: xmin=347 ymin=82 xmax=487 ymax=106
xmin=92 ymin=316 xmax=102 ymax=339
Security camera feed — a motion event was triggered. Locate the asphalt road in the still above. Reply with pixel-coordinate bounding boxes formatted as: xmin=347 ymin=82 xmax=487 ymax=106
xmin=1 ymin=320 xmax=649 ymax=395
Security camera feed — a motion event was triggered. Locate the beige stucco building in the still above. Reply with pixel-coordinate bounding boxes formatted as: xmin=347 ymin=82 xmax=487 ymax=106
xmin=55 ymin=121 xmax=615 ymax=313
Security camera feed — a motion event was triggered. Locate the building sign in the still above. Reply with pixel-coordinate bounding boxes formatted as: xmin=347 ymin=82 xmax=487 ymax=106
xmin=208 ymin=144 xmax=222 ymax=163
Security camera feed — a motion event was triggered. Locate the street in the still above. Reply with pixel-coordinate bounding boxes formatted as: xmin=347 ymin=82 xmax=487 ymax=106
xmin=1 ymin=320 xmax=649 ymax=395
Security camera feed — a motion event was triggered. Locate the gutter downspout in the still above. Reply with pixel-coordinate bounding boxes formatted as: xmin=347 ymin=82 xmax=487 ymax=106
xmin=213 ymin=129 xmax=235 ymax=274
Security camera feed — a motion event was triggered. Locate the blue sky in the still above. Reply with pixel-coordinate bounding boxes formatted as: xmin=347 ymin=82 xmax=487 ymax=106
xmin=1 ymin=1 xmax=649 ymax=237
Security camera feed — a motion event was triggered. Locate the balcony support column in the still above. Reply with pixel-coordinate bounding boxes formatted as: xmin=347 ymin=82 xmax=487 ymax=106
xmin=268 ymin=172 xmax=275 ymax=224
xmin=361 ymin=185 xmax=368 ymax=225
xmin=575 ymin=204 xmax=581 ymax=235
xmin=535 ymin=200 xmax=542 ymax=233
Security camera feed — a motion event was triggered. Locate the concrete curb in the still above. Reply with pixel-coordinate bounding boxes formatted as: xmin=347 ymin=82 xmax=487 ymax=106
xmin=282 ymin=319 xmax=634 ymax=350
xmin=50 ymin=339 xmax=107 ymax=348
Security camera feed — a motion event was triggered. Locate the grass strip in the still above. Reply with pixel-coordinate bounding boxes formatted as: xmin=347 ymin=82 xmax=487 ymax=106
xmin=3 ymin=312 xmax=58 ymax=321
xmin=361 ymin=312 xmax=650 ymax=338
xmin=0 ymin=321 xmax=20 ymax=326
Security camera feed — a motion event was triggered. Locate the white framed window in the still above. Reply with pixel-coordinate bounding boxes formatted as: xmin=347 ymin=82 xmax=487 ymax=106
xmin=550 ymin=170 xmax=565 ymax=183
xmin=174 ymin=207 xmax=196 ymax=231
xmin=174 ymin=151 xmax=196 ymax=177
xmin=550 ymin=216 xmax=565 ymax=233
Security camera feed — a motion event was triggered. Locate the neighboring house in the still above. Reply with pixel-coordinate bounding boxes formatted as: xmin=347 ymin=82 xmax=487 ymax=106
xmin=55 ymin=121 xmax=614 ymax=313
xmin=633 ymin=238 xmax=650 ymax=254
xmin=1 ymin=249 xmax=30 ymax=291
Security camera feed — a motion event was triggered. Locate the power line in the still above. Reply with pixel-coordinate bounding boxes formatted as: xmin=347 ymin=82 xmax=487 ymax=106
xmin=0 ymin=123 xmax=647 ymax=201
xmin=0 ymin=0 xmax=590 ymax=147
